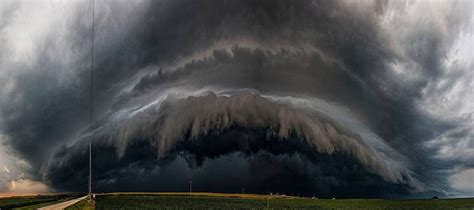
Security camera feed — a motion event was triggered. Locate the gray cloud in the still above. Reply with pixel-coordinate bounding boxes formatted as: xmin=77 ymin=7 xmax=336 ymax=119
xmin=114 ymin=92 xmax=422 ymax=187
xmin=0 ymin=0 xmax=473 ymax=197
xmin=45 ymin=125 xmax=411 ymax=198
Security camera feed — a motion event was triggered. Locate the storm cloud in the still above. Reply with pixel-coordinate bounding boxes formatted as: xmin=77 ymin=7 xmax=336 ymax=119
xmin=0 ymin=0 xmax=473 ymax=197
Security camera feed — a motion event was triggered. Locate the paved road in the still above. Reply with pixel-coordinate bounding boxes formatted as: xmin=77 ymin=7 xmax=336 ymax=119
xmin=38 ymin=196 xmax=87 ymax=210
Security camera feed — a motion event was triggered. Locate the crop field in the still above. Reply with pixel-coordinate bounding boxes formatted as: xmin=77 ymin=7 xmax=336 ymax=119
xmin=67 ymin=193 xmax=474 ymax=210
xmin=0 ymin=196 xmax=57 ymax=209
xmin=0 ymin=194 xmax=81 ymax=210
xmin=66 ymin=199 xmax=95 ymax=210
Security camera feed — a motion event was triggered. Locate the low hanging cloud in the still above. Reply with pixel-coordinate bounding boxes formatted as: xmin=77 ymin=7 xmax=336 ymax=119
xmin=121 ymin=92 xmax=421 ymax=187
xmin=45 ymin=91 xmax=422 ymax=196
xmin=0 ymin=0 xmax=473 ymax=197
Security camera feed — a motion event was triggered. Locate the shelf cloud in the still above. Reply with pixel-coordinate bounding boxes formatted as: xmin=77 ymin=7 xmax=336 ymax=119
xmin=0 ymin=0 xmax=473 ymax=197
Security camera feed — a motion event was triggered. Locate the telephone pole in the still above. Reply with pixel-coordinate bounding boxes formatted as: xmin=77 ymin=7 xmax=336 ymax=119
xmin=88 ymin=0 xmax=95 ymax=201
xmin=267 ymin=194 xmax=269 ymax=208
xmin=88 ymin=141 xmax=92 ymax=199
xmin=189 ymin=181 xmax=192 ymax=196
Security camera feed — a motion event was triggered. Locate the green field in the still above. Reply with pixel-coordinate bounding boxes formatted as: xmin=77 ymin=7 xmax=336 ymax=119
xmin=66 ymin=193 xmax=474 ymax=210
xmin=0 ymin=194 xmax=81 ymax=209
xmin=0 ymin=196 xmax=56 ymax=209
xmin=66 ymin=199 xmax=95 ymax=210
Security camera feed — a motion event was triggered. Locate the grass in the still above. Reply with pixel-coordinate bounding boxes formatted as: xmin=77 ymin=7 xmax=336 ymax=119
xmin=106 ymin=192 xmax=274 ymax=199
xmin=65 ymin=199 xmax=95 ymax=210
xmin=64 ymin=192 xmax=474 ymax=210
xmin=0 ymin=194 xmax=83 ymax=209
xmin=0 ymin=196 xmax=57 ymax=209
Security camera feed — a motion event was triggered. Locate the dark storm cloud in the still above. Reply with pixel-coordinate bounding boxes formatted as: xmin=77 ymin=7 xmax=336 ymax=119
xmin=117 ymin=92 xmax=420 ymax=187
xmin=114 ymin=46 xmax=368 ymax=118
xmin=0 ymin=2 xmax=91 ymax=176
xmin=43 ymin=91 xmax=425 ymax=196
xmin=1 ymin=0 xmax=473 ymax=197
xmin=45 ymin=126 xmax=410 ymax=198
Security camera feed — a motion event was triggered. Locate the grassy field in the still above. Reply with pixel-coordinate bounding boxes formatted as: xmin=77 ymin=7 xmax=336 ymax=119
xmin=65 ymin=192 xmax=474 ymax=210
xmin=66 ymin=199 xmax=95 ymax=210
xmin=0 ymin=196 xmax=57 ymax=209
xmin=0 ymin=194 xmax=82 ymax=209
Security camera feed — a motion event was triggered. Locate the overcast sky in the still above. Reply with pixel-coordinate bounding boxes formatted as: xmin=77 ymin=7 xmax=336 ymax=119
xmin=0 ymin=0 xmax=473 ymax=198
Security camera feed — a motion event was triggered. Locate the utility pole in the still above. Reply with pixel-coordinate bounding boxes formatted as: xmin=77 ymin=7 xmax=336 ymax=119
xmin=267 ymin=194 xmax=269 ymax=209
xmin=189 ymin=181 xmax=192 ymax=197
xmin=88 ymin=0 xmax=95 ymax=201
xmin=88 ymin=141 xmax=92 ymax=199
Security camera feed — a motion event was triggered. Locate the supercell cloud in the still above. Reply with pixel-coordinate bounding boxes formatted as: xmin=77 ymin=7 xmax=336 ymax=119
xmin=0 ymin=0 xmax=473 ymax=198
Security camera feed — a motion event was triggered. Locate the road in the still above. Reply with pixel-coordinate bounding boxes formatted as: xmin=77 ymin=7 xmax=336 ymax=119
xmin=38 ymin=196 xmax=87 ymax=210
